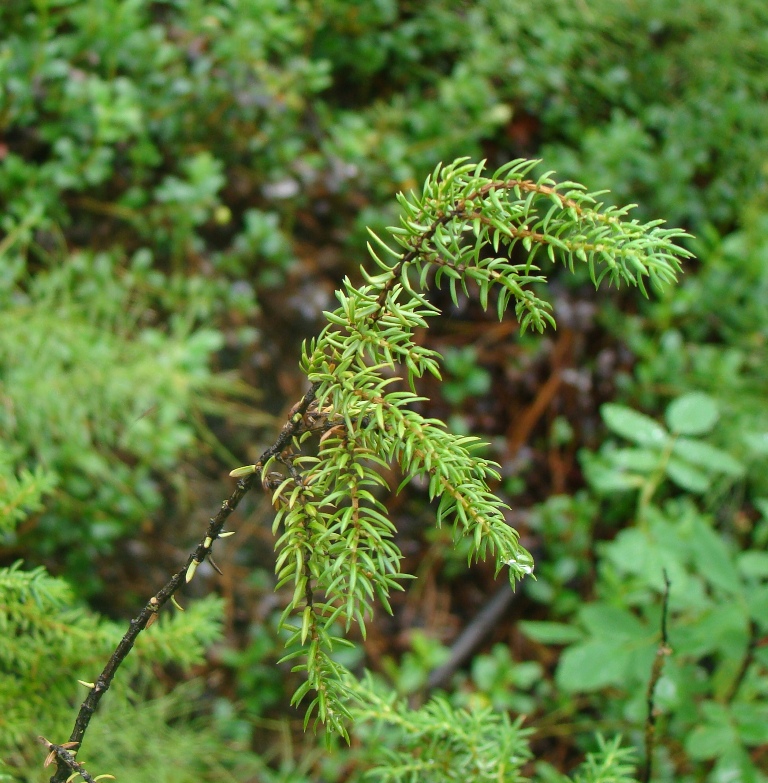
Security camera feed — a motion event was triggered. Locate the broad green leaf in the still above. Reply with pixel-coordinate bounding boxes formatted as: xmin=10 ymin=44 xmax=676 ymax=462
xmin=690 ymin=518 xmax=742 ymax=596
xmin=601 ymin=528 xmax=652 ymax=575
xmin=673 ymin=603 xmax=747 ymax=659
xmin=672 ymin=438 xmax=745 ymax=477
xmin=581 ymin=452 xmax=645 ymax=493
xmin=610 ymin=447 xmax=660 ymax=472
xmin=602 ymin=527 xmax=690 ymax=594
xmin=712 ymin=749 xmax=762 ymax=783
xmin=519 ymin=621 xmax=584 ymax=645
xmin=744 ymin=432 xmax=768 ymax=456
xmin=665 ymin=456 xmax=711 ymax=493
xmin=556 ymin=640 xmax=629 ymax=692
xmin=685 ymin=702 xmax=737 ymax=759
xmin=733 ymin=703 xmax=768 ymax=745
xmin=737 ymin=551 xmax=768 ymax=579
xmin=512 ymin=661 xmax=544 ymax=689
xmin=665 ymin=392 xmax=719 ymax=435
xmin=601 ymin=403 xmax=668 ymax=447
xmin=579 ymin=604 xmax=646 ymax=639
xmin=589 ymin=469 xmax=645 ymax=493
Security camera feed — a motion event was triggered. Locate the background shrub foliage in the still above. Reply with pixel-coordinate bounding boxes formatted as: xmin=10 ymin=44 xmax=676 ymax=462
xmin=1 ymin=1 xmax=767 ymax=782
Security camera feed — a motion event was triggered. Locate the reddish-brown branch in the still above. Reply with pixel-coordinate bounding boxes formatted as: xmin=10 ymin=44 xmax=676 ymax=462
xmin=506 ymin=329 xmax=574 ymax=457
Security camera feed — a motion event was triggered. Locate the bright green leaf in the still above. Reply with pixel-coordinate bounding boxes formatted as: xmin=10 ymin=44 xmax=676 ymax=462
xmin=665 ymin=392 xmax=719 ymax=435
xmin=519 ymin=621 xmax=585 ymax=645
xmin=665 ymin=456 xmax=711 ymax=493
xmin=556 ymin=640 xmax=629 ymax=692
xmin=601 ymin=404 xmax=668 ymax=447
xmin=672 ymin=438 xmax=745 ymax=477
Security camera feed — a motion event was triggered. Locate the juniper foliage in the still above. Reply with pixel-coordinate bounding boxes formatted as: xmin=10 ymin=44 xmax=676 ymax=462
xmin=23 ymin=158 xmax=691 ymax=783
xmin=230 ymin=158 xmax=692 ymax=735
xmin=351 ymin=674 xmax=639 ymax=783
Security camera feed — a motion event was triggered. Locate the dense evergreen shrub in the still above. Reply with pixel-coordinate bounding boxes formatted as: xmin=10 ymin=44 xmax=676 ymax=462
xmin=1 ymin=2 xmax=766 ymax=782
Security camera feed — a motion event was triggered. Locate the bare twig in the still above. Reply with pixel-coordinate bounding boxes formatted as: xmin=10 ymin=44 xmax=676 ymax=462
xmin=642 ymin=570 xmax=672 ymax=783
xmin=427 ymin=582 xmax=517 ymax=690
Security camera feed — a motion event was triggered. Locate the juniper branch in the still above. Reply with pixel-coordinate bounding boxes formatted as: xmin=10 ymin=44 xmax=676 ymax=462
xmin=46 ymin=159 xmax=691 ymax=776
xmin=48 ymin=384 xmax=319 ymax=783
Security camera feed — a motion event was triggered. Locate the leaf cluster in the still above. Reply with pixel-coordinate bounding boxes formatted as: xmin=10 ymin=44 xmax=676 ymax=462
xmin=585 ymin=393 xmax=745 ymax=501
xmin=523 ymin=385 xmax=768 ymax=782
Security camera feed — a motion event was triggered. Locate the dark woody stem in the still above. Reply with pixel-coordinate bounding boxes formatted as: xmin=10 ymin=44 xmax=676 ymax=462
xmin=49 ymin=382 xmax=321 ymax=783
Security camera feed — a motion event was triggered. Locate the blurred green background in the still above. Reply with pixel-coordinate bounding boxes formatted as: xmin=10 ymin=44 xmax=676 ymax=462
xmin=1 ymin=1 xmax=767 ymax=781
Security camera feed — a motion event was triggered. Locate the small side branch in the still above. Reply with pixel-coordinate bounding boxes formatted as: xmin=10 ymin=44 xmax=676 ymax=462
xmin=642 ymin=570 xmax=672 ymax=783
xmin=39 ymin=738 xmax=100 ymax=783
xmin=723 ymin=618 xmax=759 ymax=704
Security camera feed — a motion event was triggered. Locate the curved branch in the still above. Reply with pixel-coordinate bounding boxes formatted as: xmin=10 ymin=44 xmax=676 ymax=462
xmin=49 ymin=383 xmax=320 ymax=783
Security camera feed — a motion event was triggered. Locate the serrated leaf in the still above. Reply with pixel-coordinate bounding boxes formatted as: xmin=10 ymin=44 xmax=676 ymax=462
xmin=601 ymin=403 xmax=668 ymax=447
xmin=665 ymin=392 xmax=719 ymax=435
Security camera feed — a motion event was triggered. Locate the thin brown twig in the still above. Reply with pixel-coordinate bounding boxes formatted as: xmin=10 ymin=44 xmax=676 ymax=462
xmin=723 ymin=618 xmax=759 ymax=704
xmin=427 ymin=582 xmax=517 ymax=690
xmin=642 ymin=570 xmax=672 ymax=783
xmin=479 ymin=177 xmax=621 ymax=224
